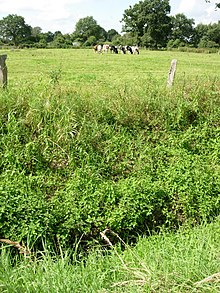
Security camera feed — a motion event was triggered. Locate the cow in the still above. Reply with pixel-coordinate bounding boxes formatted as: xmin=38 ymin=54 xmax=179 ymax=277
xmin=103 ymin=44 xmax=110 ymax=53
xmin=93 ymin=44 xmax=102 ymax=53
xmin=132 ymin=45 xmax=140 ymax=54
xmin=119 ymin=45 xmax=126 ymax=54
xmin=126 ymin=45 xmax=133 ymax=54
xmin=97 ymin=44 xmax=102 ymax=53
xmin=110 ymin=45 xmax=118 ymax=54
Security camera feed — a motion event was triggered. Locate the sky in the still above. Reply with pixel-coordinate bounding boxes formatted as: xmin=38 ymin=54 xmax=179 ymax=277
xmin=0 ymin=0 xmax=219 ymax=34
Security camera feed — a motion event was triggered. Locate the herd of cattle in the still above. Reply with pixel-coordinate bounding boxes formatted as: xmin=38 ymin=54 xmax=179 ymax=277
xmin=93 ymin=44 xmax=140 ymax=54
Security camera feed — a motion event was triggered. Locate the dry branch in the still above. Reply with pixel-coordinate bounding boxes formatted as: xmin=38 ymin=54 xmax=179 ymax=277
xmin=0 ymin=238 xmax=31 ymax=257
xmin=194 ymin=272 xmax=220 ymax=286
xmin=100 ymin=229 xmax=150 ymax=288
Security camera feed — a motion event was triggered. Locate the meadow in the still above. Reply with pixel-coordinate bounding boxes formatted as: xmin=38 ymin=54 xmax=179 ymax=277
xmin=0 ymin=48 xmax=220 ymax=291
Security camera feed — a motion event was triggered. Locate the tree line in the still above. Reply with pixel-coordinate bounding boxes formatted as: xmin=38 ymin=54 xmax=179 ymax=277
xmin=0 ymin=0 xmax=219 ymax=49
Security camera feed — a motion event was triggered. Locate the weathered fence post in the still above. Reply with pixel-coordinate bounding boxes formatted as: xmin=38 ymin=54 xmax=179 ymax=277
xmin=167 ymin=59 xmax=177 ymax=87
xmin=0 ymin=55 xmax=8 ymax=88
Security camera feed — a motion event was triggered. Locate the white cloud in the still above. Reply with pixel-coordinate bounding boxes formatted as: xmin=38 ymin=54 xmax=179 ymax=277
xmin=176 ymin=0 xmax=219 ymax=24
xmin=0 ymin=0 xmax=88 ymax=33
xmin=178 ymin=0 xmax=197 ymax=14
xmin=0 ymin=0 xmax=83 ymax=11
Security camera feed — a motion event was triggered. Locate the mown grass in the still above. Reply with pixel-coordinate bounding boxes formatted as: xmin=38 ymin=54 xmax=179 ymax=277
xmin=0 ymin=218 xmax=220 ymax=292
xmin=5 ymin=48 xmax=220 ymax=85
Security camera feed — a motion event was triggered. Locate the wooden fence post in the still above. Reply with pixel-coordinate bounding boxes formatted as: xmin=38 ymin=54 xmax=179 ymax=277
xmin=167 ymin=59 xmax=177 ymax=87
xmin=0 ymin=55 xmax=8 ymax=88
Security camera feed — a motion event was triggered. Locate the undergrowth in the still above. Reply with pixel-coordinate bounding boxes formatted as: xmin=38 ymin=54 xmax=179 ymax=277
xmin=0 ymin=74 xmax=219 ymax=250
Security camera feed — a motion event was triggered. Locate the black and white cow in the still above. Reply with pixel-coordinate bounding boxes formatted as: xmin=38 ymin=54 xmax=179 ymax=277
xmin=110 ymin=45 xmax=118 ymax=54
xmin=119 ymin=45 xmax=126 ymax=54
xmin=125 ymin=45 xmax=140 ymax=54
xmin=126 ymin=45 xmax=133 ymax=54
xmin=132 ymin=46 xmax=140 ymax=54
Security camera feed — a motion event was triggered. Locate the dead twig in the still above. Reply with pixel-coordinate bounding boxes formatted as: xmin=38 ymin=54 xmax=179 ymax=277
xmin=194 ymin=272 xmax=220 ymax=286
xmin=0 ymin=238 xmax=31 ymax=257
xmin=100 ymin=229 xmax=128 ymax=270
xmin=100 ymin=229 xmax=150 ymax=288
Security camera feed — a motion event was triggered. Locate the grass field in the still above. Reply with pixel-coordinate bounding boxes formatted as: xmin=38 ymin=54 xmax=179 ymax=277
xmin=6 ymin=48 xmax=220 ymax=86
xmin=0 ymin=48 xmax=220 ymax=292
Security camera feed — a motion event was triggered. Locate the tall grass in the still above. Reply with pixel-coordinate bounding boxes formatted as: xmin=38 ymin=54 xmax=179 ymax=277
xmin=0 ymin=218 xmax=220 ymax=292
xmin=0 ymin=49 xmax=219 ymax=249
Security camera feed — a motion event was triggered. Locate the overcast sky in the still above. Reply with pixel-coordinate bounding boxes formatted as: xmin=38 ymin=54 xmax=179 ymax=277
xmin=0 ymin=0 xmax=219 ymax=34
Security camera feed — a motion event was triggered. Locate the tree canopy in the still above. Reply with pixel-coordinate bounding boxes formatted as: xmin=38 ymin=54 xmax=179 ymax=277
xmin=121 ymin=0 xmax=172 ymax=47
xmin=0 ymin=14 xmax=31 ymax=46
xmin=170 ymin=14 xmax=195 ymax=44
xmin=72 ymin=16 xmax=107 ymax=44
xmin=0 ymin=2 xmax=219 ymax=50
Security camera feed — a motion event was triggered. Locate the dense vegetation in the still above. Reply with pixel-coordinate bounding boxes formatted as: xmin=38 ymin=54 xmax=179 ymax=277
xmin=0 ymin=0 xmax=219 ymax=49
xmin=0 ymin=49 xmax=219 ymax=252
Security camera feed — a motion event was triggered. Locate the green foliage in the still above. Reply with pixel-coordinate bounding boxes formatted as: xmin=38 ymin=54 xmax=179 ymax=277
xmin=107 ymin=29 xmax=120 ymax=42
xmin=195 ymin=22 xmax=220 ymax=48
xmin=72 ymin=16 xmax=107 ymax=44
xmin=0 ymin=49 xmax=220 ymax=251
xmin=121 ymin=0 xmax=172 ymax=47
xmin=0 ymin=14 xmax=32 ymax=46
xmin=0 ymin=7 xmax=219 ymax=49
xmin=170 ymin=13 xmax=195 ymax=44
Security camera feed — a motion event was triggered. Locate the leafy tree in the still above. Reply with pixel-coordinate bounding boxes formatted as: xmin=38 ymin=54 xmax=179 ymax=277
xmin=193 ymin=23 xmax=209 ymax=46
xmin=0 ymin=14 xmax=31 ymax=46
xmin=194 ymin=22 xmax=220 ymax=48
xmin=29 ymin=26 xmax=42 ymax=43
xmin=42 ymin=31 xmax=54 ymax=43
xmin=170 ymin=14 xmax=195 ymax=44
xmin=84 ymin=35 xmax=97 ymax=46
xmin=49 ymin=32 xmax=65 ymax=48
xmin=31 ymin=26 xmax=42 ymax=37
xmin=106 ymin=29 xmax=120 ymax=42
xmin=207 ymin=22 xmax=220 ymax=46
xmin=121 ymin=0 xmax=172 ymax=47
xmin=73 ymin=16 xmax=107 ymax=43
xmin=120 ymin=32 xmax=138 ymax=46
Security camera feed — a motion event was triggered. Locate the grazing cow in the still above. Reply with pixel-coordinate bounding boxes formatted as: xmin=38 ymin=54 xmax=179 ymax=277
xmin=97 ymin=44 xmax=102 ymax=53
xmin=103 ymin=44 xmax=110 ymax=53
xmin=132 ymin=45 xmax=140 ymax=54
xmin=126 ymin=45 xmax=133 ymax=54
xmin=93 ymin=44 xmax=102 ymax=53
xmin=110 ymin=45 xmax=118 ymax=54
xmin=93 ymin=44 xmax=98 ymax=52
xmin=119 ymin=45 xmax=126 ymax=54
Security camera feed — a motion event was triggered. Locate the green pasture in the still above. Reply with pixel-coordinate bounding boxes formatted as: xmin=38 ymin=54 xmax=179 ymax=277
xmin=5 ymin=48 xmax=220 ymax=88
